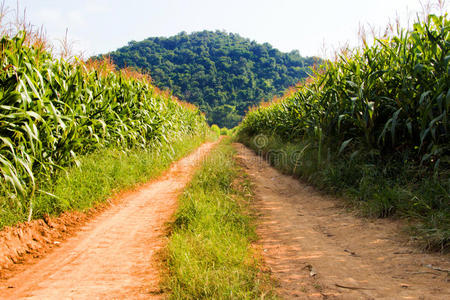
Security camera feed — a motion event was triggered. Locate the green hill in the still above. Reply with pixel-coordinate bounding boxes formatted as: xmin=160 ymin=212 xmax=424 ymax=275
xmin=101 ymin=30 xmax=318 ymax=127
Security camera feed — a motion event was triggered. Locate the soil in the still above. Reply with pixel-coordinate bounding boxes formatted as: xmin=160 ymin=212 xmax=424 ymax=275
xmin=234 ymin=143 xmax=450 ymax=300
xmin=0 ymin=141 xmax=217 ymax=299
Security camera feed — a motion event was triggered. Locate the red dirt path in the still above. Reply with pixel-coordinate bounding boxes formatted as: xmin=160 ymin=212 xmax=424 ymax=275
xmin=0 ymin=141 xmax=217 ymax=299
xmin=235 ymin=143 xmax=449 ymax=299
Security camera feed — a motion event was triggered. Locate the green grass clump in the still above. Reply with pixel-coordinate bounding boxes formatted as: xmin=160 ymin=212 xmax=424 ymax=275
xmin=166 ymin=139 xmax=276 ymax=299
xmin=210 ymin=124 xmax=221 ymax=137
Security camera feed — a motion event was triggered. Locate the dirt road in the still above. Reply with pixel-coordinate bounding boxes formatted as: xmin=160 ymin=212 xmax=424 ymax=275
xmin=234 ymin=143 xmax=449 ymax=299
xmin=0 ymin=141 xmax=217 ymax=299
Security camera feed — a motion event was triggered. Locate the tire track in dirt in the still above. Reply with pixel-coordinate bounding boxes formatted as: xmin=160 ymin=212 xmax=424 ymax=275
xmin=0 ymin=141 xmax=218 ymax=299
xmin=234 ymin=143 xmax=449 ymax=299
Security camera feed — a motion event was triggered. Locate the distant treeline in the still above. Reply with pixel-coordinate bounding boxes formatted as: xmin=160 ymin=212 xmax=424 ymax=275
xmin=100 ymin=30 xmax=319 ymax=127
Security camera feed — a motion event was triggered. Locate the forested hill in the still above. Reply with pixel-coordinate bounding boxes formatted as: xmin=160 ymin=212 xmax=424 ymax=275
xmin=102 ymin=30 xmax=319 ymax=127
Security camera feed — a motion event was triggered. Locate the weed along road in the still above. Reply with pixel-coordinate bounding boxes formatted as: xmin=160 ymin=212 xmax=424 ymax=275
xmin=0 ymin=141 xmax=217 ymax=299
xmin=234 ymin=143 xmax=450 ymax=299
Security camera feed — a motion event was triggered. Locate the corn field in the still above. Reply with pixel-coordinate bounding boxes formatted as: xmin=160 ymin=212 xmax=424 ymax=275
xmin=0 ymin=31 xmax=206 ymax=215
xmin=239 ymin=14 xmax=449 ymax=171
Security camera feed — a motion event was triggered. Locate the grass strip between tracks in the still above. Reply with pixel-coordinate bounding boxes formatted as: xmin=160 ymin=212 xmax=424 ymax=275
xmin=166 ymin=138 xmax=276 ymax=299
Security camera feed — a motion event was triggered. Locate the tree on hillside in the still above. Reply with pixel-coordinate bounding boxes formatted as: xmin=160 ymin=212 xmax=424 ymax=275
xmin=100 ymin=30 xmax=320 ymax=127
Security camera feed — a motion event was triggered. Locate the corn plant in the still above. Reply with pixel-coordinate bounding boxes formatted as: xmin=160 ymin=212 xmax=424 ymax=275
xmin=239 ymin=13 xmax=449 ymax=171
xmin=0 ymin=31 xmax=207 ymax=219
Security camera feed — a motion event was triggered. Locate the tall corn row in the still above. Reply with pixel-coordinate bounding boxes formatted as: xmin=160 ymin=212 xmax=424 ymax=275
xmin=0 ymin=31 xmax=206 ymax=216
xmin=239 ymin=14 xmax=449 ymax=170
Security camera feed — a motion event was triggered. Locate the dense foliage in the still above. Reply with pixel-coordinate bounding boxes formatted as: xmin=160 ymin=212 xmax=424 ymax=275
xmin=0 ymin=31 xmax=207 ymax=219
xmin=238 ymin=14 xmax=449 ymax=250
xmin=240 ymin=14 xmax=449 ymax=169
xmin=103 ymin=30 xmax=318 ymax=127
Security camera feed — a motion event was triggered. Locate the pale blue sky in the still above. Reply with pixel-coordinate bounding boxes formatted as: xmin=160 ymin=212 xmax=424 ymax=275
xmin=3 ymin=0 xmax=448 ymax=58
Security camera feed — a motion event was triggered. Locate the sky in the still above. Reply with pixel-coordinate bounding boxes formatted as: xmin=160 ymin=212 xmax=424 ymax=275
xmin=2 ymin=0 xmax=448 ymax=58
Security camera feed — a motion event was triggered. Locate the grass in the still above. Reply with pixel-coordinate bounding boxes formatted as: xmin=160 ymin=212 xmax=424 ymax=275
xmin=238 ymin=133 xmax=449 ymax=252
xmin=0 ymin=132 xmax=212 ymax=229
xmin=166 ymin=138 xmax=276 ymax=299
